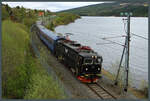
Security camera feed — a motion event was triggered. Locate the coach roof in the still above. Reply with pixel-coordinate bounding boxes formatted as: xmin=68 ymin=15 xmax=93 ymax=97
xmin=37 ymin=23 xmax=64 ymax=41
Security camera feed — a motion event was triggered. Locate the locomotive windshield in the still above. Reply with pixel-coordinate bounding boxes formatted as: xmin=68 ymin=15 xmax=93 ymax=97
xmin=84 ymin=58 xmax=93 ymax=64
xmin=84 ymin=57 xmax=102 ymax=64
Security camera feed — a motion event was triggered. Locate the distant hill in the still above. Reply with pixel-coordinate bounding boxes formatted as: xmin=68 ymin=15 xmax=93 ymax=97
xmin=58 ymin=0 xmax=148 ymax=17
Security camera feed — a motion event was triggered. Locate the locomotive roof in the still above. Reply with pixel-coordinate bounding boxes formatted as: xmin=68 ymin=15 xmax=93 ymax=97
xmin=79 ymin=52 xmax=100 ymax=58
xmin=36 ymin=22 xmax=65 ymax=41
xmin=60 ymin=40 xmax=101 ymax=58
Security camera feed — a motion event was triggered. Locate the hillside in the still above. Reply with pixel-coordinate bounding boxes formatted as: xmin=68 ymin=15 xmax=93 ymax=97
xmin=58 ymin=0 xmax=148 ymax=17
xmin=2 ymin=4 xmax=67 ymax=99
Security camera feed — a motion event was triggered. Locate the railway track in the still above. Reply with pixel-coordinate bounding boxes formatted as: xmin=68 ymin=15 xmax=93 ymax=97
xmin=86 ymin=83 xmax=117 ymax=99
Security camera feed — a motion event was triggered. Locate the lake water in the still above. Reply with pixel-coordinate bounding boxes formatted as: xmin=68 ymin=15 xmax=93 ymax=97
xmin=55 ymin=16 xmax=148 ymax=89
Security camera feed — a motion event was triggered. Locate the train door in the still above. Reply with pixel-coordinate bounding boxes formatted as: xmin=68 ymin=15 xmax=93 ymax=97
xmin=76 ymin=56 xmax=83 ymax=75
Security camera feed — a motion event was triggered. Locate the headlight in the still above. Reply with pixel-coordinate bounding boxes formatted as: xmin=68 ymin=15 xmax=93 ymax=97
xmin=85 ymin=68 xmax=88 ymax=71
xmin=98 ymin=68 xmax=100 ymax=70
xmin=98 ymin=58 xmax=101 ymax=62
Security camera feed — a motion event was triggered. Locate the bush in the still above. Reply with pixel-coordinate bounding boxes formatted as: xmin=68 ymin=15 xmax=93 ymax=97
xmin=23 ymin=18 xmax=37 ymax=28
xmin=2 ymin=6 xmax=10 ymax=20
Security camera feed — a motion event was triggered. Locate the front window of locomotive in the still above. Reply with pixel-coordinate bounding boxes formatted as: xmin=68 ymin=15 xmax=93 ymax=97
xmin=83 ymin=56 xmax=102 ymax=73
xmin=84 ymin=57 xmax=102 ymax=64
xmin=84 ymin=58 xmax=93 ymax=64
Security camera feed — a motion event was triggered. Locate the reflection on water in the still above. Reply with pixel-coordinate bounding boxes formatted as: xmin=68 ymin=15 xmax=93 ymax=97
xmin=55 ymin=16 xmax=148 ymax=89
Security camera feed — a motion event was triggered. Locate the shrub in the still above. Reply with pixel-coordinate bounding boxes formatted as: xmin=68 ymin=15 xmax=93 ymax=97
xmin=2 ymin=6 xmax=10 ymax=20
xmin=23 ymin=18 xmax=37 ymax=28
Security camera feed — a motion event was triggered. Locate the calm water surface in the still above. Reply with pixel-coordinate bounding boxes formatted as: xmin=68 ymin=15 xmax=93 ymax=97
xmin=55 ymin=16 xmax=148 ymax=89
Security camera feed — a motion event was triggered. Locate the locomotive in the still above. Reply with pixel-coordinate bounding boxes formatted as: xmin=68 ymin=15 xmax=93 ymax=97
xmin=31 ymin=21 xmax=103 ymax=83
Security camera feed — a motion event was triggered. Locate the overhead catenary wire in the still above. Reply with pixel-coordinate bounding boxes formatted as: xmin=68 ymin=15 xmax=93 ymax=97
xmin=123 ymin=18 xmax=148 ymax=40
xmin=97 ymin=42 xmax=147 ymax=59
xmin=101 ymin=38 xmax=126 ymax=47
xmin=100 ymin=35 xmax=126 ymax=39
xmin=99 ymin=33 xmax=122 ymax=36
xmin=96 ymin=18 xmax=128 ymax=47
xmin=95 ymin=16 xmax=147 ymax=91
xmin=131 ymin=33 xmax=148 ymax=40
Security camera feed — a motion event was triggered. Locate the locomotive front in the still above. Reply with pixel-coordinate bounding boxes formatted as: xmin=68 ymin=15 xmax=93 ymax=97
xmin=77 ymin=52 xmax=103 ymax=83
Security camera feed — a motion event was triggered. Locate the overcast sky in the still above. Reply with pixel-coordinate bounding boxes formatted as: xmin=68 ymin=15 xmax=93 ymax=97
xmin=2 ymin=2 xmax=103 ymax=12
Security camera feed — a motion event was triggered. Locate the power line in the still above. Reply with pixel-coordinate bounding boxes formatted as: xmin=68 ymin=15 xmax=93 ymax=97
xmin=101 ymin=38 xmax=125 ymax=47
xmin=99 ymin=33 xmax=122 ymax=36
xmin=96 ymin=36 xmax=125 ymax=47
xmin=123 ymin=17 xmax=148 ymax=41
xmin=101 ymin=35 xmax=126 ymax=39
xmin=131 ymin=33 xmax=148 ymax=40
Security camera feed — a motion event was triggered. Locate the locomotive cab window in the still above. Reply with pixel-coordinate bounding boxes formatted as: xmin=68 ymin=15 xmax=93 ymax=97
xmin=84 ymin=58 xmax=93 ymax=64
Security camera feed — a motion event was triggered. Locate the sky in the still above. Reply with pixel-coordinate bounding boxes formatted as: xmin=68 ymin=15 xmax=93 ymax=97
xmin=2 ymin=2 xmax=104 ymax=12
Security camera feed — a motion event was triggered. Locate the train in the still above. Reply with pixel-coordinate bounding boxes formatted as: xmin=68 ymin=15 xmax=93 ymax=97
xmin=31 ymin=21 xmax=103 ymax=83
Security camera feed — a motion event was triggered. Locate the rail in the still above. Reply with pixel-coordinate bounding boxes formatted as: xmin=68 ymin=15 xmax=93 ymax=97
xmin=86 ymin=83 xmax=117 ymax=99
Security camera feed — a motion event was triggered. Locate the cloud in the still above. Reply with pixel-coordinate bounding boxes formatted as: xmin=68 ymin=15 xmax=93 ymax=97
xmin=2 ymin=2 xmax=103 ymax=12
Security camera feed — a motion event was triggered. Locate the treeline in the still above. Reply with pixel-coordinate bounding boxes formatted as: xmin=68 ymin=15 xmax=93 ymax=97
xmin=53 ymin=12 xmax=80 ymax=26
xmin=2 ymin=4 xmax=36 ymax=28
xmin=44 ymin=12 xmax=80 ymax=31
xmin=59 ymin=0 xmax=148 ymax=17
xmin=2 ymin=4 xmax=53 ymax=28
xmin=99 ymin=5 xmax=148 ymax=17
xmin=2 ymin=4 xmax=66 ymax=99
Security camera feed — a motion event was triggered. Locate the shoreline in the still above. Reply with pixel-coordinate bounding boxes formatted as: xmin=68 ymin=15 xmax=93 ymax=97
xmin=45 ymin=15 xmax=148 ymax=99
xmin=102 ymin=68 xmax=148 ymax=99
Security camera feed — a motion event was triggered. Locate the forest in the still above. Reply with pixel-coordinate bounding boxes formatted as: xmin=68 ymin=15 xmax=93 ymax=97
xmin=59 ymin=0 xmax=148 ymax=17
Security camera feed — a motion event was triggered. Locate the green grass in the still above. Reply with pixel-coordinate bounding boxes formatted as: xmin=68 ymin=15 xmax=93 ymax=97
xmin=2 ymin=20 xmax=67 ymax=99
xmin=2 ymin=20 xmax=29 ymax=98
xmin=24 ymin=64 xmax=67 ymax=99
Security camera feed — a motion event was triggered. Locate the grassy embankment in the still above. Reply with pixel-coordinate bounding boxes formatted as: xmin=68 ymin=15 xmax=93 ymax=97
xmin=2 ymin=4 xmax=67 ymax=99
